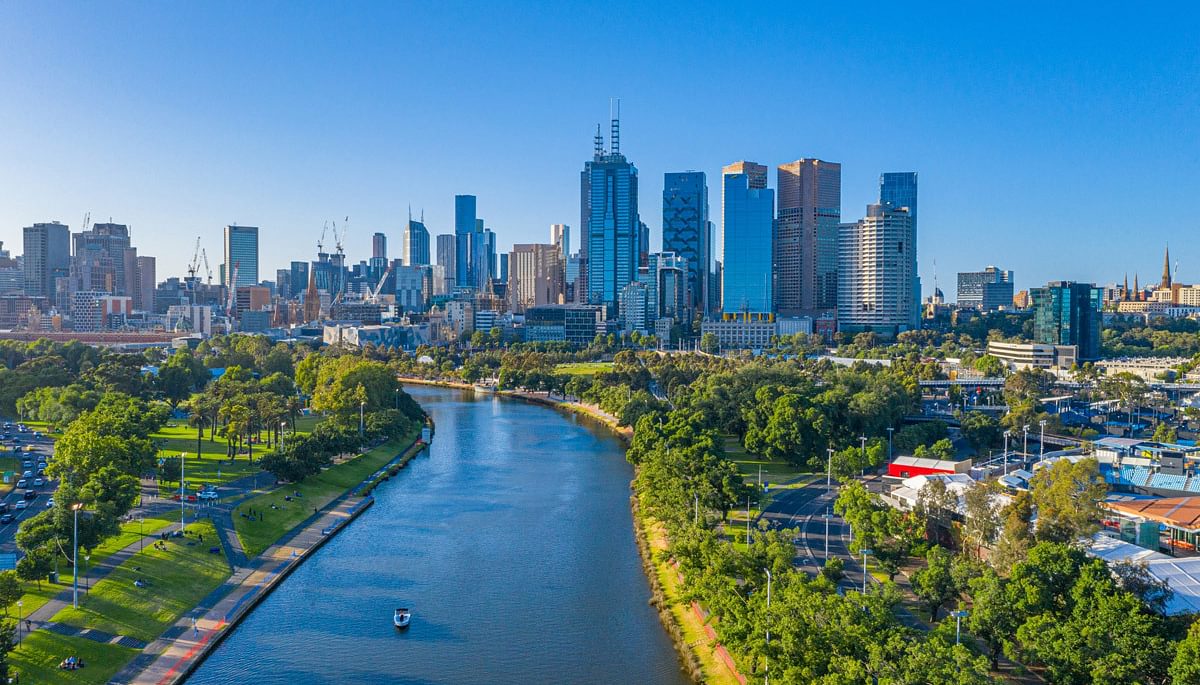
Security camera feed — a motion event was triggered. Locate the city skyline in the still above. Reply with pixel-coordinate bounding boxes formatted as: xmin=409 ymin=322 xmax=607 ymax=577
xmin=1 ymin=3 xmax=1196 ymax=295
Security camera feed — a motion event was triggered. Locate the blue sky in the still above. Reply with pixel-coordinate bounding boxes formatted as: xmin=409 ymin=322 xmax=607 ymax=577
xmin=1 ymin=2 xmax=1196 ymax=297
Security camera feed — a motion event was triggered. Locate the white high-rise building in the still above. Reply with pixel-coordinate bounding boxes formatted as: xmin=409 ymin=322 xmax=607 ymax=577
xmin=837 ymin=204 xmax=917 ymax=336
xmin=550 ymin=224 xmax=570 ymax=260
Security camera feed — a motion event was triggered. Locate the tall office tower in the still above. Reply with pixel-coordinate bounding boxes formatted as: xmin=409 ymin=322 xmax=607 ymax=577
xmin=435 ymin=233 xmax=457 ymax=295
xmin=638 ymin=252 xmax=688 ymax=324
xmin=837 ymin=204 xmax=917 ymax=336
xmin=880 ymin=172 xmax=919 ymax=317
xmin=550 ymin=224 xmax=570 ymax=260
xmin=135 ymin=256 xmax=156 ymax=311
xmin=289 ymin=261 xmax=309 ymax=299
xmin=663 ymin=171 xmax=710 ymax=315
xmin=372 ymin=232 xmax=387 ymax=260
xmin=565 ymin=252 xmax=582 ymax=303
xmin=721 ymin=162 xmax=774 ymax=315
xmin=223 ymin=225 xmax=259 ymax=288
xmin=957 ymin=266 xmax=1014 ymax=310
xmin=23 ymin=221 xmax=70 ymax=297
xmin=499 ymin=253 xmax=509 ymax=285
xmin=72 ymin=222 xmax=133 ymax=294
xmin=403 ymin=219 xmax=430 ymax=266
xmin=482 ymin=227 xmax=496 ymax=287
xmin=1031 ymin=281 xmax=1103 ymax=360
xmin=454 ymin=195 xmax=477 ymax=287
xmin=638 ymin=221 xmax=650 ymax=269
xmin=580 ymin=109 xmax=640 ymax=315
xmin=276 ymin=268 xmax=292 ymax=300
xmin=776 ymin=159 xmax=841 ymax=315
xmin=508 ymin=243 xmax=564 ymax=312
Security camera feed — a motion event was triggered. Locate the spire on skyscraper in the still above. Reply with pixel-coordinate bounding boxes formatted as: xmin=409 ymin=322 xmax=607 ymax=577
xmin=1162 ymin=244 xmax=1172 ymax=289
xmin=593 ymin=124 xmax=604 ymax=158
xmin=610 ymin=97 xmax=620 ymax=155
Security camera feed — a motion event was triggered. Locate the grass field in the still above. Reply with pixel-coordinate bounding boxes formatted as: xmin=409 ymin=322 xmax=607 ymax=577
xmin=51 ymin=519 xmax=230 ymax=643
xmin=234 ymin=428 xmax=419 ymax=557
xmin=554 ymin=362 xmax=614 ymax=376
xmin=9 ymin=630 xmax=139 ymax=685
xmin=152 ymin=414 xmax=324 ymax=494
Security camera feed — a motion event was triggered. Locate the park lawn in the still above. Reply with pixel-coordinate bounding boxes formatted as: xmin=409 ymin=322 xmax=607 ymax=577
xmin=9 ymin=630 xmax=138 ymax=685
xmin=235 ymin=430 xmax=418 ymax=558
xmin=13 ymin=515 xmax=178 ymax=619
xmin=50 ymin=519 xmax=230 ymax=643
xmin=554 ymin=361 xmax=614 ymax=376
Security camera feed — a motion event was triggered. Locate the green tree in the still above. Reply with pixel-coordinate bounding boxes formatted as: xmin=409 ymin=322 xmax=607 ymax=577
xmin=1029 ymin=457 xmax=1105 ymax=543
xmin=1152 ymin=421 xmax=1178 ymax=444
xmin=0 ymin=572 xmax=20 ymax=616
xmin=959 ymin=411 xmax=1002 ymax=454
xmin=911 ymin=545 xmax=960 ymax=620
xmin=1171 ymin=620 xmax=1200 ymax=685
xmin=700 ymin=332 xmax=719 ymax=354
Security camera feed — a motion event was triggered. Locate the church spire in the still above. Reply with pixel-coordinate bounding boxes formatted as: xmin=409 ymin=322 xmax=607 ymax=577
xmin=1123 ymin=273 xmax=1129 ymax=301
xmin=1162 ymin=244 xmax=1172 ymax=289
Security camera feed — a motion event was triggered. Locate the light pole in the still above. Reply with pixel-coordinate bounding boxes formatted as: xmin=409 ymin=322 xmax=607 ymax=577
xmin=746 ymin=496 xmax=752 ymax=545
xmin=394 ymin=388 xmax=399 ymax=410
xmin=1039 ymin=419 xmax=1047 ymax=461
xmin=72 ymin=503 xmax=82 ymax=609
xmin=280 ymin=422 xmax=287 ymax=451
xmin=139 ymin=517 xmax=145 ymax=552
xmin=886 ymin=427 xmax=894 ymax=463
xmin=858 ymin=436 xmax=867 ymax=476
xmin=84 ymin=554 xmax=91 ymax=594
xmin=762 ymin=567 xmax=773 ymax=685
xmin=952 ymin=609 xmax=969 ymax=645
xmin=1022 ymin=424 xmax=1030 ymax=462
xmin=359 ymin=401 xmax=365 ymax=438
xmin=16 ymin=600 xmax=22 ymax=646
xmin=179 ymin=452 xmax=187 ymax=533
xmin=1002 ymin=431 xmax=1010 ymax=475
xmin=861 ymin=549 xmax=873 ymax=595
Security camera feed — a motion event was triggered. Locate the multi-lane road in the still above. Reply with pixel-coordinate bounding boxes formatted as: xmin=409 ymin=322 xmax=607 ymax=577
xmin=758 ymin=476 xmax=868 ymax=591
xmin=0 ymin=424 xmax=58 ymax=552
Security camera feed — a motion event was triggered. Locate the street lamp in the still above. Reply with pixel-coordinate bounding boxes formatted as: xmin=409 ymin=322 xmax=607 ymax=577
xmin=359 ymin=400 xmax=366 ymax=438
xmin=858 ymin=436 xmax=867 ymax=477
xmin=138 ymin=516 xmax=145 ymax=552
xmin=952 ymin=609 xmax=969 ymax=645
xmin=71 ymin=503 xmax=82 ymax=609
xmin=762 ymin=567 xmax=773 ymax=685
xmin=886 ymin=427 xmax=894 ymax=463
xmin=1039 ymin=419 xmax=1047 ymax=461
xmin=1002 ymin=431 xmax=1011 ymax=475
xmin=84 ymin=554 xmax=91 ymax=594
xmin=394 ymin=388 xmax=400 ymax=410
xmin=280 ymin=422 xmax=287 ymax=451
xmin=861 ymin=549 xmax=873 ymax=595
xmin=16 ymin=600 xmax=23 ymax=646
xmin=179 ymin=452 xmax=188 ymax=533
xmin=1022 ymin=424 xmax=1030 ymax=461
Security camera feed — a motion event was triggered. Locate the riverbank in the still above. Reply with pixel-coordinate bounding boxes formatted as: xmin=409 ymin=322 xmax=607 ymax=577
xmin=397 ymin=377 xmax=740 ymax=685
xmin=120 ymin=424 xmax=432 ymax=684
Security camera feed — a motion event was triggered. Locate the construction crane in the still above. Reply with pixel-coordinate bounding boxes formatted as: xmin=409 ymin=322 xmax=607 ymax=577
xmin=226 ymin=261 xmax=239 ymax=318
xmin=187 ymin=238 xmax=202 ymax=281
xmin=317 ymin=222 xmax=328 ymax=254
xmin=81 ymin=211 xmax=90 ymax=233
xmin=369 ymin=263 xmax=394 ymax=302
xmin=201 ymin=248 xmax=213 ymax=284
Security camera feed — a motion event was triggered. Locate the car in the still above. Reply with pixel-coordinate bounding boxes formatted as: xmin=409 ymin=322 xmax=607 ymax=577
xmin=21 ymin=471 xmax=30 ymax=479
xmin=21 ymin=462 xmax=31 ymax=470
xmin=37 ymin=461 xmax=47 ymax=469
xmin=36 ymin=469 xmax=45 ymax=477
xmin=45 ymin=498 xmax=53 ymax=508
xmin=0 ymin=514 xmax=12 ymax=524
xmin=15 ymin=479 xmax=26 ymax=489
xmin=198 ymin=490 xmax=219 ymax=500
xmin=14 ymin=501 xmax=27 ymax=510
xmin=24 ymin=490 xmax=36 ymax=500
xmin=33 ymin=478 xmax=44 ymax=487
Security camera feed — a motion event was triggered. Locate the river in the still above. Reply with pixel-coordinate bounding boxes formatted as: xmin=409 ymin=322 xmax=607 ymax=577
xmin=188 ymin=385 xmax=690 ymax=685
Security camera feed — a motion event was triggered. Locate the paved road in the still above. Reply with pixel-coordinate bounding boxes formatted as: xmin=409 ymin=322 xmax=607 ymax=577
xmin=0 ymin=427 xmax=58 ymax=551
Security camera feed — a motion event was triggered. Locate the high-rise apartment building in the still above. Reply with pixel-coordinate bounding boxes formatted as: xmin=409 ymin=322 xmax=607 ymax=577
xmin=435 ymin=233 xmax=456 ymax=296
xmin=663 ymin=171 xmax=711 ymax=315
xmin=837 ymin=204 xmax=917 ymax=336
xmin=1031 ymin=281 xmax=1103 ymax=360
xmin=135 ymin=256 xmax=156 ymax=312
xmin=23 ymin=221 xmax=70 ymax=297
xmin=223 ymin=225 xmax=259 ymax=288
xmin=403 ymin=219 xmax=430 ymax=266
xmin=957 ymin=266 xmax=1014 ymax=310
xmin=721 ymin=162 xmax=774 ymax=315
xmin=72 ymin=222 xmax=133 ymax=294
xmin=508 ymin=243 xmax=564 ymax=313
xmin=551 ymin=224 xmax=570 ymax=260
xmin=454 ymin=195 xmax=477 ymax=287
xmin=581 ymin=111 xmax=640 ymax=315
xmin=372 ymin=232 xmax=387 ymax=260
xmin=776 ymin=159 xmax=841 ymax=315
xmin=880 ymin=172 xmax=919 ymax=316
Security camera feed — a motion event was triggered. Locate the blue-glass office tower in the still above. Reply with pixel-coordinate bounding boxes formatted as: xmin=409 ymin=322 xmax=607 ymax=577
xmin=880 ymin=172 xmax=919 ymax=327
xmin=581 ymin=114 xmax=640 ymax=315
xmin=454 ymin=195 xmax=477 ymax=287
xmin=290 ymin=261 xmax=309 ymax=295
xmin=404 ymin=219 xmax=430 ymax=266
xmin=223 ymin=225 xmax=259 ymax=288
xmin=1031 ymin=281 xmax=1103 ymax=360
xmin=721 ymin=162 xmax=774 ymax=315
xmin=663 ymin=171 xmax=711 ymax=315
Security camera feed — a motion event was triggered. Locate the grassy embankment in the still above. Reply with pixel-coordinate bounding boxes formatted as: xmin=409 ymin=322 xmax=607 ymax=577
xmin=233 ymin=425 xmax=421 ymax=557
xmin=553 ymin=361 xmax=614 ymax=376
xmin=12 ymin=519 xmax=230 ymax=683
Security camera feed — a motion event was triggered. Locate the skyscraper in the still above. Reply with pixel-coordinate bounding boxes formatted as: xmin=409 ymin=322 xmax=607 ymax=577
xmin=551 ymin=224 xmax=570 ymax=260
xmin=223 ymin=225 xmax=259 ymax=288
xmin=580 ymin=109 xmax=640 ymax=315
xmin=880 ymin=172 xmax=919 ymax=317
xmin=289 ymin=261 xmax=309 ymax=299
xmin=135 ymin=256 xmax=156 ymax=312
xmin=72 ymin=222 xmax=133 ymax=294
xmin=837 ymin=204 xmax=917 ymax=336
xmin=1031 ymin=281 xmax=1103 ymax=360
xmin=403 ymin=219 xmax=430 ymax=266
xmin=663 ymin=171 xmax=710 ymax=315
xmin=721 ymin=161 xmax=774 ymax=315
xmin=957 ymin=266 xmax=1014 ymax=310
xmin=22 ymin=221 xmax=70 ymax=297
xmin=372 ymin=232 xmax=387 ymax=260
xmin=776 ymin=159 xmax=841 ymax=315
xmin=435 ymin=233 xmax=456 ymax=296
xmin=508 ymin=243 xmax=564 ymax=312
xmin=454 ymin=195 xmax=477 ymax=287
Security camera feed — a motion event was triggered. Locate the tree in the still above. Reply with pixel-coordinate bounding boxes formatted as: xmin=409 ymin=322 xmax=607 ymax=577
xmin=989 ymin=491 xmax=1033 ymax=573
xmin=961 ymin=481 xmax=1000 ymax=556
xmin=1029 ymin=457 xmax=1105 ymax=543
xmin=959 ymin=411 xmax=1002 ymax=454
xmin=1171 ymin=620 xmax=1200 ymax=685
xmin=1152 ymin=421 xmax=1178 ymax=444
xmin=0 ymin=572 xmax=20 ymax=616
xmin=911 ymin=545 xmax=960 ymax=620
xmin=966 ymin=569 xmax=1020 ymax=669
xmin=700 ymin=332 xmax=719 ymax=354
xmin=972 ymin=354 xmax=1005 ymax=377
xmin=0 ymin=618 xmax=14 ymax=682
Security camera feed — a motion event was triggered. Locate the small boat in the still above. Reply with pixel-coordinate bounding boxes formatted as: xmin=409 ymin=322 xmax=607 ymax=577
xmin=393 ymin=607 xmax=411 ymax=629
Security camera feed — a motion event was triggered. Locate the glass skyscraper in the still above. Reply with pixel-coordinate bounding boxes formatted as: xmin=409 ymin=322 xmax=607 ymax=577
xmin=663 ymin=171 xmax=711 ymax=315
xmin=223 ymin=225 xmax=259 ymax=288
xmin=454 ymin=195 xmax=476 ymax=287
xmin=404 ymin=219 xmax=430 ymax=266
xmin=1031 ymin=281 xmax=1103 ymax=360
xmin=581 ymin=114 xmax=639 ymax=315
xmin=22 ymin=221 xmax=70 ymax=298
xmin=880 ymin=172 xmax=919 ymax=321
xmin=721 ymin=162 xmax=774 ymax=315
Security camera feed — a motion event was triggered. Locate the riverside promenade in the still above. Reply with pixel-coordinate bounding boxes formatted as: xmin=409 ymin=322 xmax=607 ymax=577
xmin=117 ymin=432 xmax=430 ymax=685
